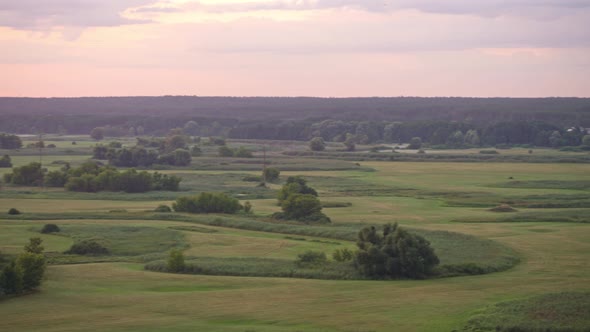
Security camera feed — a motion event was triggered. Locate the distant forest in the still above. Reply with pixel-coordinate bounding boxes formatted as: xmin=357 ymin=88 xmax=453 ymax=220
xmin=1 ymin=96 xmax=589 ymax=146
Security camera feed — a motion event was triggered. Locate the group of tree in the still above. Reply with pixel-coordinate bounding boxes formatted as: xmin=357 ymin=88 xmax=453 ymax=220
xmin=274 ymin=176 xmax=330 ymax=224
xmin=0 ymin=133 xmax=22 ymax=149
xmin=0 ymin=238 xmax=46 ymax=296
xmin=3 ymin=161 xmax=181 ymax=193
xmin=93 ymin=129 xmax=200 ymax=167
xmin=172 ymin=192 xmax=244 ymax=214
xmin=94 ymin=146 xmax=192 ymax=167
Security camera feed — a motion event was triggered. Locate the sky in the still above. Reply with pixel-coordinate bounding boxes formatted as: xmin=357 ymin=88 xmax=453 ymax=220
xmin=0 ymin=0 xmax=589 ymax=97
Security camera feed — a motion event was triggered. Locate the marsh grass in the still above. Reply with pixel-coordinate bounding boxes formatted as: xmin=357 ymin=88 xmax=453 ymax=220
xmin=463 ymin=292 xmax=590 ymax=331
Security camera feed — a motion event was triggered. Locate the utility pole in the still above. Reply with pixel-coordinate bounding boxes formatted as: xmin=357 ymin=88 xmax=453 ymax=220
xmin=262 ymin=144 xmax=267 ymax=185
xmin=38 ymin=133 xmax=43 ymax=165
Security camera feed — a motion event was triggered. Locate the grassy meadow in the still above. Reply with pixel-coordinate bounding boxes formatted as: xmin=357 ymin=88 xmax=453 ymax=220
xmin=1 ymin=137 xmax=589 ymax=331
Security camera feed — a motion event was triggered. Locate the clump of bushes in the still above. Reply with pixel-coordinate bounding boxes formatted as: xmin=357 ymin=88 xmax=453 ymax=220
xmin=332 ymin=248 xmax=354 ymax=262
xmin=154 ymin=205 xmax=172 ymax=213
xmin=489 ymin=204 xmax=518 ymax=212
xmin=355 ymin=223 xmax=439 ymax=279
xmin=295 ymin=251 xmax=327 ymax=268
xmin=479 ymin=150 xmax=499 ymax=154
xmin=173 ymin=192 xmax=242 ymax=214
xmin=40 ymin=224 xmax=60 ymax=234
xmin=8 ymin=208 xmax=21 ymax=215
xmin=65 ymin=240 xmax=109 ymax=256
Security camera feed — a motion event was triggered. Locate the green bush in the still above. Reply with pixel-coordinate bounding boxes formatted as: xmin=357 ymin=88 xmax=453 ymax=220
xmin=479 ymin=149 xmax=499 ymax=154
xmin=173 ymin=192 xmax=242 ymax=214
xmin=167 ymin=249 xmax=185 ymax=273
xmin=41 ymin=224 xmax=60 ymax=234
xmin=154 ymin=205 xmax=172 ymax=213
xmin=65 ymin=240 xmax=110 ymax=256
xmin=263 ymin=167 xmax=280 ymax=182
xmin=332 ymin=248 xmax=354 ymax=262
xmin=355 ymin=223 xmax=439 ymax=279
xmin=295 ymin=251 xmax=327 ymax=267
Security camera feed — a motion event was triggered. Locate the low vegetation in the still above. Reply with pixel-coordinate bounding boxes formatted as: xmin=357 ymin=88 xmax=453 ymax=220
xmin=3 ymin=161 xmax=181 ymax=193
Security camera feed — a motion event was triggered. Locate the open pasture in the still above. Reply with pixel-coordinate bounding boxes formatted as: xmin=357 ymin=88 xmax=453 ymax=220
xmin=1 ymin=153 xmax=590 ymax=331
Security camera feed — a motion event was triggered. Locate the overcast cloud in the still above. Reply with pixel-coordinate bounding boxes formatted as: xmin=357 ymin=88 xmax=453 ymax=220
xmin=0 ymin=0 xmax=588 ymax=97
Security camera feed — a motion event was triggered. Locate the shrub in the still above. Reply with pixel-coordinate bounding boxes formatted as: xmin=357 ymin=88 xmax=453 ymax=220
xmin=173 ymin=192 xmax=242 ymax=214
xmin=263 ymin=167 xmax=280 ymax=182
xmin=479 ymin=150 xmax=499 ymax=155
xmin=332 ymin=248 xmax=354 ymax=262
xmin=242 ymin=175 xmax=262 ymax=182
xmin=154 ymin=204 xmax=172 ymax=213
xmin=295 ymin=251 xmax=327 ymax=267
xmin=243 ymin=201 xmax=253 ymax=214
xmin=355 ymin=223 xmax=439 ymax=279
xmin=0 ymin=155 xmax=12 ymax=168
xmin=234 ymin=146 xmax=253 ymax=158
xmin=309 ymin=137 xmax=326 ymax=151
xmin=41 ymin=224 xmax=60 ymax=234
xmin=65 ymin=240 xmax=110 ymax=256
xmin=8 ymin=208 xmax=21 ymax=215
xmin=408 ymin=137 xmax=422 ymax=149
xmin=167 ymin=249 xmax=185 ymax=272
xmin=489 ymin=204 xmax=518 ymax=213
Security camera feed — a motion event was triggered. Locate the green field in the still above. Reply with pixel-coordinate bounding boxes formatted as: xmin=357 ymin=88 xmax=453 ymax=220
xmin=1 ymin=138 xmax=589 ymax=331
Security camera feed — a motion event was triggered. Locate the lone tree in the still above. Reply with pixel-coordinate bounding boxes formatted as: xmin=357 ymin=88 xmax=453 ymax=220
xmin=355 ymin=223 xmax=439 ymax=279
xmin=275 ymin=176 xmax=330 ymax=223
xmin=263 ymin=167 xmax=280 ymax=183
xmin=167 ymin=249 xmax=185 ymax=273
xmin=90 ymin=127 xmax=105 ymax=141
xmin=309 ymin=137 xmax=326 ymax=151
xmin=408 ymin=137 xmax=422 ymax=150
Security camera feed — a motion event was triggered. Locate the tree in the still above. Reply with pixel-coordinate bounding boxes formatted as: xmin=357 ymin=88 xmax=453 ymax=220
xmin=549 ymin=131 xmax=563 ymax=148
xmin=407 ymin=137 xmax=422 ymax=149
xmin=582 ymin=135 xmax=590 ymax=147
xmin=263 ymin=167 xmax=280 ymax=182
xmin=0 ymin=154 xmax=11 ymax=168
xmin=164 ymin=134 xmax=189 ymax=152
xmin=0 ymin=261 xmax=23 ymax=295
xmin=90 ymin=127 xmax=105 ymax=141
xmin=464 ymin=129 xmax=481 ymax=146
xmin=17 ymin=251 xmax=45 ymax=291
xmin=446 ymin=130 xmax=464 ymax=147
xmin=190 ymin=145 xmax=202 ymax=157
xmin=344 ymin=135 xmax=356 ymax=151
xmin=218 ymin=146 xmax=234 ymax=157
xmin=309 ymin=137 xmax=326 ymax=151
xmin=277 ymin=176 xmax=317 ymax=204
xmin=234 ymin=146 xmax=253 ymax=158
xmin=5 ymin=162 xmax=44 ymax=186
xmin=183 ymin=121 xmax=199 ymax=136
xmin=355 ymin=223 xmax=439 ymax=279
xmin=167 ymin=249 xmax=185 ymax=272
xmin=172 ymin=149 xmax=192 ymax=166
xmin=0 ymin=133 xmax=22 ymax=149
xmin=24 ymin=237 xmax=44 ymax=254
xmin=281 ymin=194 xmax=322 ymax=220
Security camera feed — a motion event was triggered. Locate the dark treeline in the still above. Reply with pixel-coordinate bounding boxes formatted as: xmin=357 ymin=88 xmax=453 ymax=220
xmin=1 ymin=96 xmax=589 ymax=132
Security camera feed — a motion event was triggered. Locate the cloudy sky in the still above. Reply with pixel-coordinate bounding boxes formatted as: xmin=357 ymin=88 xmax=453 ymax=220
xmin=0 ymin=0 xmax=589 ymax=97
